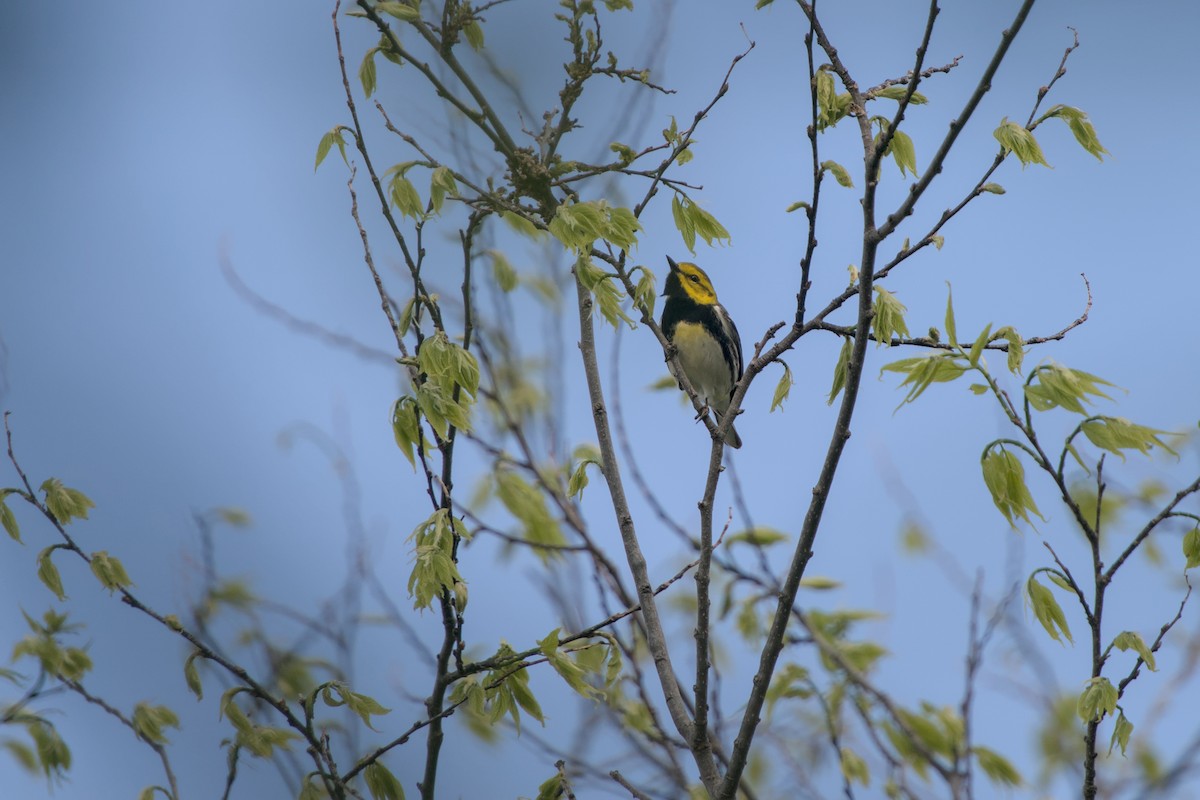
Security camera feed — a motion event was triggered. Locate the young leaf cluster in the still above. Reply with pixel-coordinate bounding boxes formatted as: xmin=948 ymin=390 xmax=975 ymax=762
xmin=538 ymin=628 xmax=622 ymax=701
xmin=449 ymin=643 xmax=545 ymax=736
xmin=407 ymin=509 xmax=470 ymax=610
xmin=549 ymin=200 xmax=642 ymax=253
xmin=219 ymin=688 xmax=300 ymax=758
xmin=671 ymin=195 xmax=731 ymax=254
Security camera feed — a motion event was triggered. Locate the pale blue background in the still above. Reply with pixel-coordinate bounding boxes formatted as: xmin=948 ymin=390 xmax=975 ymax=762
xmin=2 ymin=1 xmax=1198 ymax=798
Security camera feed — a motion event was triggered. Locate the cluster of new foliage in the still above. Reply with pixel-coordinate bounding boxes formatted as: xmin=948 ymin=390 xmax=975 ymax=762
xmin=3 ymin=1 xmax=1199 ymax=799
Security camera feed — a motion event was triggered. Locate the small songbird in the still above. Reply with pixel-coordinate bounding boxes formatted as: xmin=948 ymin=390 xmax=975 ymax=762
xmin=660 ymin=256 xmax=744 ymax=449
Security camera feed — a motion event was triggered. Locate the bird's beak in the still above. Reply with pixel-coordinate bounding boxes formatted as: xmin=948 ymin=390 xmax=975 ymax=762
xmin=666 ymin=256 xmax=679 ymax=272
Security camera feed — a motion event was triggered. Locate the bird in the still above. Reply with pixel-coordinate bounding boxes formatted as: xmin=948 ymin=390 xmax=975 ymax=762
xmin=660 ymin=256 xmax=744 ymax=449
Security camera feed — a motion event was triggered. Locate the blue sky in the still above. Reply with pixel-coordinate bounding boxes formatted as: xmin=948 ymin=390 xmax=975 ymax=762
xmin=2 ymin=1 xmax=1199 ymax=798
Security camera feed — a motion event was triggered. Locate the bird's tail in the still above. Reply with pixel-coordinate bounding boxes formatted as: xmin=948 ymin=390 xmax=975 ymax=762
xmin=716 ymin=412 xmax=742 ymax=449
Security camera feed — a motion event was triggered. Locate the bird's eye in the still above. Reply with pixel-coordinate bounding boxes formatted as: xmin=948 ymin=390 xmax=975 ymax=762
xmin=689 ymin=275 xmax=700 ymax=283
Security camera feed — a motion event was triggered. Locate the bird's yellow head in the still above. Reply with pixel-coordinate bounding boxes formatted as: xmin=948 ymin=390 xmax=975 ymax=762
xmin=665 ymin=257 xmax=719 ymax=306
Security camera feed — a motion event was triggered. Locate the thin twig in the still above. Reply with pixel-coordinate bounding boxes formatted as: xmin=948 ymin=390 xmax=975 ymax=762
xmin=63 ymin=680 xmax=180 ymax=800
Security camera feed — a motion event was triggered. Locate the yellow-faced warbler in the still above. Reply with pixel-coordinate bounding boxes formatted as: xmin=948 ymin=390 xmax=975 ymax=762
xmin=661 ymin=256 xmax=744 ymax=449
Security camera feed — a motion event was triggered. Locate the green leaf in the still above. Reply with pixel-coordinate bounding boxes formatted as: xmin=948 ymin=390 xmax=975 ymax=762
xmin=397 ymin=296 xmax=417 ymax=337
xmin=647 ymin=374 xmax=678 ymax=392
xmin=299 ymin=775 xmax=325 ymax=800
xmin=24 ymin=721 xmax=71 ymax=779
xmin=872 ymin=286 xmax=910 ymax=347
xmin=800 ymin=576 xmax=841 ymax=590
xmin=500 ymin=210 xmax=545 ymax=240
xmin=377 ymin=2 xmax=421 ymax=22
xmin=661 ymin=115 xmax=680 ymax=145
xmin=874 ymin=85 xmax=929 ymax=105
xmin=841 ymin=748 xmax=870 ymax=786
xmin=0 ymin=491 xmax=20 ymax=542
xmin=495 ymin=469 xmax=565 ymax=558
xmin=631 ymin=265 xmax=657 ymax=316
xmin=184 ymin=651 xmax=204 ymax=700
xmin=89 ymin=551 xmax=133 ymax=593
xmin=967 ymin=323 xmax=993 ymax=367
xmin=567 ymin=445 xmax=602 ymax=500
xmin=364 ymin=761 xmax=406 ymax=800
xmin=416 ymin=332 xmax=479 ymax=434
xmin=821 ymin=159 xmax=854 ymax=188
xmin=575 ymin=255 xmax=635 ymax=330
xmin=57 ymin=646 xmax=91 ymax=681
xmin=432 ymin=332 xmax=480 ymax=397
xmin=487 ymin=250 xmax=519 ymax=293
xmin=391 ymin=396 xmax=421 ymax=469
xmin=538 ymin=629 xmax=600 ymax=700
xmin=837 ymin=641 xmax=887 ymax=674
xmin=387 ymin=168 xmax=424 ymax=220
xmin=1109 ymin=711 xmax=1134 ymax=756
xmin=982 ymin=445 xmax=1044 ymax=528
xmin=981 ymin=182 xmax=1006 ymax=195
xmin=237 ymin=724 xmax=299 ymax=759
xmin=315 ymin=126 xmax=349 ymax=171
xmin=765 ymin=663 xmax=812 ymax=718
xmin=944 ymin=285 xmax=958 ymax=346
xmin=132 ymin=702 xmax=180 ymax=746
xmin=359 ymin=47 xmax=378 ymax=97
xmin=671 ymin=194 xmax=695 ymax=253
xmin=321 ymin=682 xmax=392 ymax=730
xmin=463 ymin=19 xmax=484 ymax=51
xmin=602 ymin=203 xmax=645 ymax=252
xmin=535 ymin=773 xmax=564 ymax=800
xmin=452 ymin=579 xmax=468 ymax=614
xmin=815 ymin=70 xmax=852 ymax=130
xmin=727 ymin=527 xmax=788 ymax=547
xmin=1025 ymin=364 xmax=1118 ymax=414
xmin=36 ymin=546 xmax=66 ymax=600
xmin=993 ymin=117 xmax=1050 ymax=168
xmin=549 ymin=200 xmax=642 ymax=253
xmin=216 ymin=507 xmax=252 ymax=527
xmin=1184 ymin=526 xmax=1200 ymax=570
xmin=1026 ymin=574 xmax=1072 ymax=644
xmin=1112 ymin=631 xmax=1156 ymax=671
xmin=406 ymin=509 xmax=467 ymax=609
xmin=973 ymin=745 xmax=1023 ymax=786
xmin=1080 ymin=417 xmax=1178 ymax=460
xmin=995 ymin=326 xmax=1024 ymax=374
xmin=376 ymin=33 xmax=404 ymax=65
xmin=885 ymin=129 xmax=918 ymax=177
xmin=900 ymin=520 xmax=930 ymax=553
xmin=429 ymin=166 xmax=458 ymax=214
xmin=669 ymin=196 xmax=731 ymax=254
xmin=209 ymin=578 xmax=256 ymax=611
xmin=1046 ymin=571 xmax=1074 ymax=593
xmin=40 ymin=479 xmax=94 ymax=524
xmin=785 ymin=200 xmax=810 ymax=214
xmin=1039 ymin=104 xmax=1109 ymax=161
xmin=881 ymin=354 xmax=968 ymax=407
xmin=3 ymin=739 xmax=38 ymax=774
xmin=770 ymin=362 xmax=794 ymax=412
xmin=609 ymin=141 xmax=636 ymax=166
xmin=491 ymin=656 xmax=544 ymax=730
xmin=1077 ymin=676 xmax=1118 ymax=722
xmin=885 ymin=708 xmax=953 ymax=767
xmin=827 ymin=337 xmax=853 ymax=405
